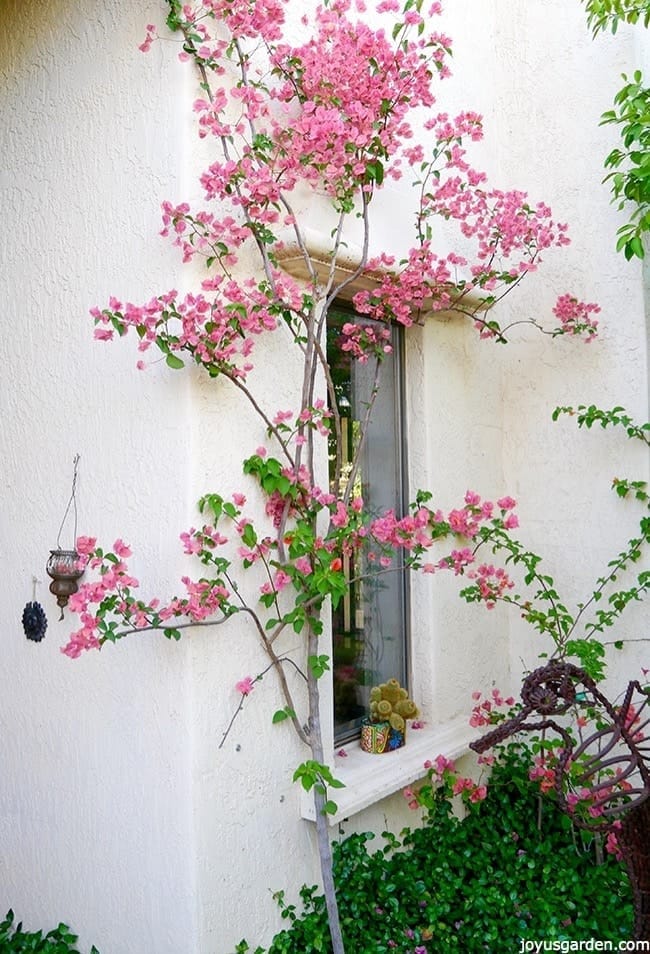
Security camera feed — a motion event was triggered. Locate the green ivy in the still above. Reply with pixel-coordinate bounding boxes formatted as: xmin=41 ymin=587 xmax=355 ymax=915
xmin=238 ymin=750 xmax=632 ymax=953
xmin=0 ymin=912 xmax=99 ymax=954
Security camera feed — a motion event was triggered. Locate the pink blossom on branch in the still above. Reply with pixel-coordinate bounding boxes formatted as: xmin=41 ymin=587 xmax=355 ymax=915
xmin=465 ymin=563 xmax=515 ymax=609
xmin=138 ymin=23 xmax=157 ymax=53
xmin=235 ymin=676 xmax=256 ymax=696
xmin=76 ymin=535 xmax=97 ymax=556
xmin=552 ymin=294 xmax=600 ymax=340
xmin=61 ymin=539 xmax=233 ymax=658
xmin=96 ymin=0 xmax=599 ymax=376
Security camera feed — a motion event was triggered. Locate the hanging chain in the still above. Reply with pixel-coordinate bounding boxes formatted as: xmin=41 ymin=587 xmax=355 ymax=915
xmin=55 ymin=454 xmax=80 ymax=550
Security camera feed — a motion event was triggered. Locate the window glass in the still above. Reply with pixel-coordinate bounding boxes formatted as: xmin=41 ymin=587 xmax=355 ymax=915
xmin=327 ymin=304 xmax=408 ymax=742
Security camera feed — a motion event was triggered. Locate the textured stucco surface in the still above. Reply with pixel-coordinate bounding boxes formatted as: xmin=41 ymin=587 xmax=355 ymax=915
xmin=1 ymin=2 xmax=648 ymax=953
xmin=1 ymin=2 xmax=198 ymax=952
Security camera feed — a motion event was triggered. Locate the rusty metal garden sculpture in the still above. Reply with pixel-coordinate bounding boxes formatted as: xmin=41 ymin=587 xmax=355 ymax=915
xmin=470 ymin=659 xmax=650 ymax=940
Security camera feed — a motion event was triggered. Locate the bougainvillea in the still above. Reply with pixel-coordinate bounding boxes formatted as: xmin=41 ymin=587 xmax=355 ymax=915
xmin=64 ymin=2 xmax=616 ymax=951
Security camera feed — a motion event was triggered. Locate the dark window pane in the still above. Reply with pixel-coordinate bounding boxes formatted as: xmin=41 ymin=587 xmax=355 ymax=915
xmin=327 ymin=305 xmax=408 ymax=742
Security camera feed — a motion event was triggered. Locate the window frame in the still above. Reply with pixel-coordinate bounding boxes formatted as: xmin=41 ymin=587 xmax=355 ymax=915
xmin=327 ymin=301 xmax=411 ymax=744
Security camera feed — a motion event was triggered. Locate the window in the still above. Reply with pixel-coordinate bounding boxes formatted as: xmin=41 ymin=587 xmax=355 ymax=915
xmin=327 ymin=303 xmax=409 ymax=742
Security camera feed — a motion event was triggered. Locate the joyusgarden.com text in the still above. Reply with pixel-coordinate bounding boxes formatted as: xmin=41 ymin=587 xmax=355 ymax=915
xmin=519 ymin=941 xmax=650 ymax=952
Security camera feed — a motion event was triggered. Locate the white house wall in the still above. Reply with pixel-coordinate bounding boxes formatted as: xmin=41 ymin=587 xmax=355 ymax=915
xmin=1 ymin=2 xmax=648 ymax=953
xmin=1 ymin=1 xmax=198 ymax=952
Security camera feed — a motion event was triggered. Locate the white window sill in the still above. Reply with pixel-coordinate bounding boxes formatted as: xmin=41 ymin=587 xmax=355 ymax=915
xmin=300 ymin=718 xmax=479 ymax=825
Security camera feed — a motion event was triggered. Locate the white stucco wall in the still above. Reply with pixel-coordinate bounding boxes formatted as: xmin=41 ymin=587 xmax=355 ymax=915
xmin=1 ymin=2 xmax=198 ymax=951
xmin=1 ymin=2 xmax=647 ymax=953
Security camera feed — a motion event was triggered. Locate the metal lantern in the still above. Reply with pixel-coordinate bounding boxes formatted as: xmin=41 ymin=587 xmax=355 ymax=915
xmin=46 ymin=549 xmax=84 ymax=616
xmin=47 ymin=455 xmax=84 ymax=618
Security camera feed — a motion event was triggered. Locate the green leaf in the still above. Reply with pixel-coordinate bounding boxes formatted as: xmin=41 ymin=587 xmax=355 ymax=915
xmin=241 ymin=523 xmax=258 ymax=548
xmin=308 ymin=654 xmax=330 ymax=679
xmin=166 ymin=353 xmax=185 ymax=369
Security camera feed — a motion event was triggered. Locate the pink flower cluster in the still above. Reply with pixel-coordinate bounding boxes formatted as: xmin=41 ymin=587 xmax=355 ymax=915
xmin=122 ymin=0 xmax=599 ymax=405
xmin=353 ymin=244 xmax=466 ymax=325
xmin=465 ymin=563 xmax=515 ymax=609
xmin=202 ymin=0 xmax=286 ymax=42
xmin=160 ymin=202 xmax=250 ymax=263
xmin=180 ymin=525 xmax=228 ymax=554
xmin=469 ymin=688 xmax=516 ymax=728
xmin=552 ymin=294 xmax=600 ymax=340
xmin=565 ymin=776 xmax=633 ymax=821
xmin=169 ymin=0 xmax=453 ymax=225
xmin=264 ymin=463 xmax=312 ymax=528
xmin=378 ymin=492 xmax=519 ymax=587
xmin=235 ymin=675 xmax=256 ymax=696
xmin=272 ymin=401 xmax=333 ymax=449
xmin=403 ymin=753 xmax=487 ymax=810
xmin=371 ymin=506 xmax=432 ymax=551
xmin=529 ymin=755 xmax=557 ymax=794
xmin=61 ymin=538 xmax=231 ymax=658
xmin=138 ymin=23 xmax=157 ymax=53
xmin=338 ymin=322 xmax=393 ymax=362
xmin=621 ymin=701 xmax=646 ymax=743
xmin=91 ymin=277 xmax=298 ymax=380
xmin=266 ymin=3 xmax=449 ymax=201
xmin=606 ymin=821 xmax=623 ymax=860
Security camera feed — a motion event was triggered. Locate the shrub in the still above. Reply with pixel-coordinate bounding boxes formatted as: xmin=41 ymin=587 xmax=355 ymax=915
xmin=237 ymin=749 xmax=632 ymax=953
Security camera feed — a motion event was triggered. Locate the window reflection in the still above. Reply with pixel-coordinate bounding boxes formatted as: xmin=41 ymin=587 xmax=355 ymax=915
xmin=327 ymin=305 xmax=408 ymax=741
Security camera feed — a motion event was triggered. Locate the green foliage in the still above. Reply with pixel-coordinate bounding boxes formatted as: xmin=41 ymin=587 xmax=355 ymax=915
xmin=0 ymin=912 xmax=99 ymax=954
xmin=308 ymin=655 xmax=331 ymax=680
xmin=582 ymin=0 xmax=650 ymax=35
xmin=272 ymin=706 xmax=296 ymax=724
xmin=240 ymin=750 xmax=631 ymax=953
xmin=580 ymin=1 xmax=650 ymax=258
xmin=293 ymin=761 xmax=345 ymax=816
xmin=453 ymin=404 xmax=650 ymax=678
xmin=601 ymin=70 xmax=650 ymax=260
xmin=552 ymin=403 xmax=650 ymax=445
xmin=581 ymin=2 xmax=650 ymax=258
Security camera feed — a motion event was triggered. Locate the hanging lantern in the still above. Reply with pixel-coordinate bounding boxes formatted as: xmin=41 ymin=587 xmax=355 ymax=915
xmin=47 ymin=454 xmax=85 ymax=618
xmin=46 ymin=549 xmax=84 ymax=615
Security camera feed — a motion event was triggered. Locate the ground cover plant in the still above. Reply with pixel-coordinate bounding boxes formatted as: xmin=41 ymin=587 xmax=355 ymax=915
xmin=0 ymin=912 xmax=99 ymax=954
xmin=237 ymin=747 xmax=632 ymax=953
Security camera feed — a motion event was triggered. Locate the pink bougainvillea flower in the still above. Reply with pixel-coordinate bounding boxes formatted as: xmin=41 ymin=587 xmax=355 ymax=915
xmin=552 ymin=294 xmax=600 ymax=340
xmin=112 ymin=538 xmax=132 ymax=558
xmin=497 ymin=496 xmax=517 ymax=511
xmin=76 ymin=536 xmax=97 ymax=556
xmin=235 ymin=676 xmax=256 ymax=695
xmin=138 ymin=23 xmax=157 ymax=53
xmin=294 ymin=556 xmax=312 ymax=575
